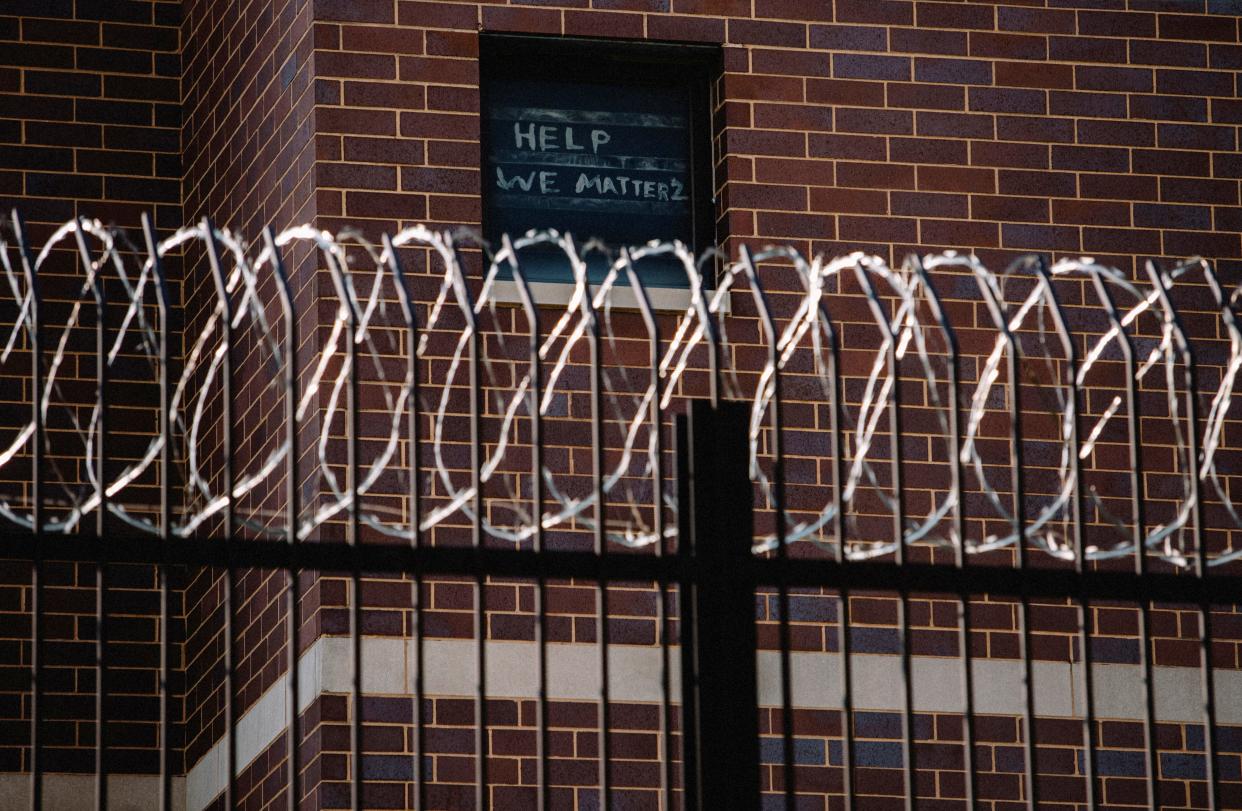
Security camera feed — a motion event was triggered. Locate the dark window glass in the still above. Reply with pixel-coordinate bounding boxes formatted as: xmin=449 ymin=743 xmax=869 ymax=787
xmin=481 ymin=34 xmax=719 ymax=288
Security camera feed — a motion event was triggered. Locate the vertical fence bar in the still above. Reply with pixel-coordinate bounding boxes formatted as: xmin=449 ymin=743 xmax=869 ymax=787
xmin=675 ymin=416 xmax=697 ymax=811
xmin=975 ymin=266 xmax=1037 ymax=811
xmin=143 ymin=214 xmax=175 ymax=811
xmin=584 ymin=269 xmax=612 ymax=811
xmin=203 ymin=220 xmax=238 ymax=810
xmin=73 ymin=219 xmax=110 ymax=811
xmin=444 ymin=246 xmax=487 ymax=810
xmin=819 ymin=293 xmax=855 ymax=811
xmin=1088 ymin=270 xmax=1151 ymax=809
xmin=679 ymin=399 xmax=759 ymax=809
xmin=14 ymin=211 xmax=43 ymax=811
xmin=738 ymin=247 xmax=794 ymax=808
xmin=503 ymin=242 xmax=547 ymax=811
xmin=1145 ymin=262 xmax=1220 ymax=810
xmin=321 ymin=246 xmax=364 ymax=811
xmin=385 ymin=235 xmax=424 ymax=811
xmin=622 ymin=256 xmax=671 ymax=811
xmin=267 ymin=230 xmax=302 ymax=811
xmin=911 ymin=260 xmax=977 ymax=809
xmin=854 ymin=264 xmax=916 ymax=809
xmin=1036 ymin=265 xmax=1101 ymax=810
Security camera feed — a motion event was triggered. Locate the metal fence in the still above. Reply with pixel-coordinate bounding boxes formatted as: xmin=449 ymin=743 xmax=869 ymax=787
xmin=1 ymin=210 xmax=1241 ymax=809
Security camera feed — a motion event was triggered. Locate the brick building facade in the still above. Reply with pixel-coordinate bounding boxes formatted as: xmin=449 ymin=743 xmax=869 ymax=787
xmin=2 ymin=0 xmax=1242 ymax=809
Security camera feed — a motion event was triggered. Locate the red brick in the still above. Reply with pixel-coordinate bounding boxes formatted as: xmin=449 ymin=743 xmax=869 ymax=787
xmin=995 ymin=62 xmax=1074 ymax=90
xmin=970 ymin=140 xmax=1048 ymax=170
xmin=1078 ymin=10 xmax=1157 ymax=38
xmin=998 ymin=6 xmax=1075 ymax=35
xmin=480 ymin=6 xmax=561 ymax=34
xmin=838 ymin=161 xmax=915 ymax=189
xmin=917 ymin=165 xmax=994 ymax=193
xmin=805 ymin=79 xmax=885 ymax=107
xmin=835 ymin=0 xmax=913 ymax=26
xmin=916 ymin=1 xmax=994 ymax=30
xmin=1049 ymin=35 xmax=1126 ymax=64
xmin=729 ymin=19 xmax=807 ymax=47
xmin=969 ymin=32 xmax=1048 ymax=61
xmin=1159 ymin=12 xmax=1238 ymax=43
xmin=810 ymin=186 xmax=886 ymax=215
xmin=1076 ymin=65 xmax=1154 ymax=93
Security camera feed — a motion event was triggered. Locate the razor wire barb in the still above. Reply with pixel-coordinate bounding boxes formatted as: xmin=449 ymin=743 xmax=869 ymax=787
xmin=2 ymin=213 xmax=1241 ymax=569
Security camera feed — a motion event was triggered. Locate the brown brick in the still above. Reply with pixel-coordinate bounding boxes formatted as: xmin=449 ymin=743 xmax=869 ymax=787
xmin=916 ymin=1 xmax=994 ymax=30
xmin=835 ymin=107 xmax=912 ymax=135
xmin=836 ymin=0 xmax=913 ymax=26
xmin=1129 ymin=38 xmax=1208 ymax=68
xmin=995 ymin=114 xmax=1074 ymax=144
xmin=1080 ymin=173 xmax=1159 ymax=202
xmin=727 ymin=73 xmax=804 ymax=101
xmin=1078 ymin=10 xmax=1157 ymax=38
xmin=1156 ymin=68 xmax=1234 ymax=97
xmin=1133 ymin=148 xmax=1211 ymax=177
xmin=755 ymin=158 xmax=834 ymax=186
xmin=998 ymin=6 xmax=1075 ymax=35
xmin=645 ymin=13 xmax=726 ymax=43
xmin=808 ymin=133 xmax=887 ymax=161
xmin=1052 ymin=199 xmax=1131 ymax=227
xmin=969 ymin=32 xmax=1047 ymax=61
xmin=397 ymin=1 xmax=479 ymax=29
xmin=1130 ymin=94 xmax=1209 ymax=122
xmin=890 ymin=27 xmax=967 ymax=56
xmin=1049 ymin=89 xmax=1127 ymax=119
xmin=917 ymin=165 xmax=994 ymax=193
xmin=970 ymin=140 xmax=1048 ymax=170
xmin=317 ymin=50 xmax=396 ymax=80
xmin=921 ymin=218 xmax=999 ymax=248
xmin=890 ymin=137 xmax=967 ymax=165
xmin=886 ymin=82 xmax=965 ymax=111
xmin=481 ymin=6 xmax=561 ymax=34
xmin=969 ymin=87 xmax=1047 ymax=115
xmin=753 ymin=102 xmax=832 ymax=131
xmin=917 ymin=111 xmax=994 ymax=139
xmin=1157 ymin=122 xmax=1236 ymax=151
xmin=729 ymin=18 xmax=807 ymax=47
xmin=316 ymin=0 xmax=395 ymax=23
xmin=838 ymin=161 xmax=915 ymax=189
xmin=750 ymin=48 xmax=829 ymax=77
xmin=1159 ymin=12 xmax=1238 ymax=43
xmin=914 ymin=57 xmax=992 ymax=85
xmin=756 ymin=0 xmax=834 ymax=21
xmin=971 ymin=194 xmax=1048 ymax=223
xmin=810 ymin=186 xmax=886 ymax=214
xmin=809 ymin=24 xmax=886 ymax=52
xmin=343 ymin=81 xmax=426 ymax=109
xmin=994 ymin=62 xmax=1074 ymax=90
xmin=833 ymin=53 xmax=911 ymax=82
xmin=805 ymin=78 xmax=885 ymax=107
xmin=755 ymin=211 xmax=835 ymax=239
xmin=1161 ymin=176 xmax=1238 ymax=205
xmin=891 ymin=190 xmax=966 ymax=218
xmin=1077 ymin=119 xmax=1156 ymax=147
xmin=1053 ymin=145 xmax=1130 ymax=174
xmin=1077 ymin=65 xmax=1154 ymax=93
xmin=1049 ymin=35 xmax=1127 ymax=64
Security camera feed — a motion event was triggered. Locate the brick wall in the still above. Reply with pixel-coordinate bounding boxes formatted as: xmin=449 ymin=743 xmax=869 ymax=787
xmin=304 ymin=1 xmax=1242 ymax=808
xmin=0 ymin=0 xmax=183 ymax=787
xmin=1 ymin=0 xmax=1241 ymax=809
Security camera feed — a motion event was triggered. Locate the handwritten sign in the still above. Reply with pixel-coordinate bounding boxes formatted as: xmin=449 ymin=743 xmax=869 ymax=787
xmin=483 ymin=75 xmax=699 ymax=286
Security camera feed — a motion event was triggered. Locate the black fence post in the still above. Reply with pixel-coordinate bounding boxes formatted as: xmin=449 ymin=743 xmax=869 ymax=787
xmin=677 ymin=399 xmax=759 ymax=809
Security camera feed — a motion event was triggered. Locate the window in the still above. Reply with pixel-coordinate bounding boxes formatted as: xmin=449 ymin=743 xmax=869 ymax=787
xmin=480 ymin=34 xmax=719 ymax=293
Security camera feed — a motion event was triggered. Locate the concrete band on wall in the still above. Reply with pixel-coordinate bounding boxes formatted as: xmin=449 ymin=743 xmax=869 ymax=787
xmin=162 ymin=635 xmax=1237 ymax=811
xmin=0 ymin=636 xmax=1236 ymax=810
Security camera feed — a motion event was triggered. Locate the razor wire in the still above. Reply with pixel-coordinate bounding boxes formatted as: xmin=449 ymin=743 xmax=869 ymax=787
xmin=2 ymin=214 xmax=1240 ymax=569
